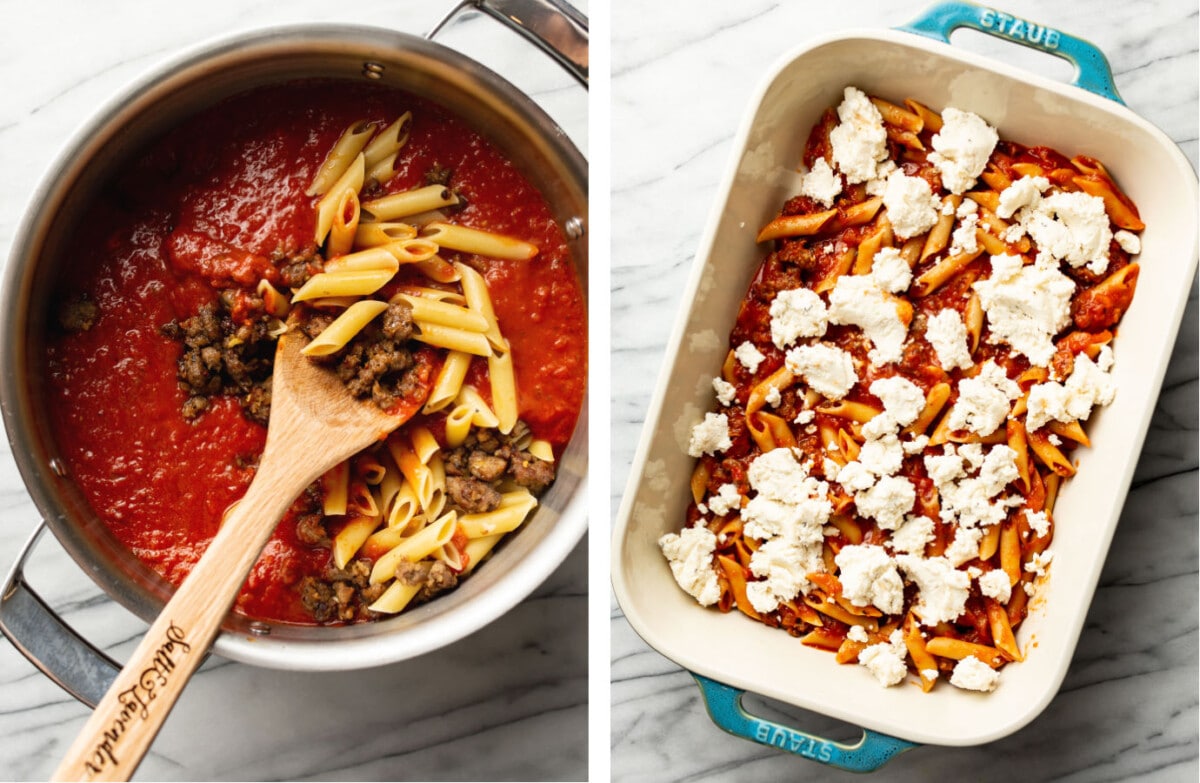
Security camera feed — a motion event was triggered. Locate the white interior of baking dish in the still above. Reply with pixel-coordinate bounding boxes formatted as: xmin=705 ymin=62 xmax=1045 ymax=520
xmin=612 ymin=29 xmax=1197 ymax=747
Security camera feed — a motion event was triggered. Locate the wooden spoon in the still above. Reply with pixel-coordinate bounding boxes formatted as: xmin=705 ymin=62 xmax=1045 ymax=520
xmin=52 ymin=328 xmax=428 ymax=782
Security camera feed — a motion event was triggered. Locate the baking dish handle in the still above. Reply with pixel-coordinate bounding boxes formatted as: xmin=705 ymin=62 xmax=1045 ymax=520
xmin=0 ymin=522 xmax=120 ymax=708
xmin=428 ymin=0 xmax=588 ymax=87
xmin=897 ymin=1 xmax=1124 ymax=104
xmin=692 ymin=674 xmax=919 ymax=772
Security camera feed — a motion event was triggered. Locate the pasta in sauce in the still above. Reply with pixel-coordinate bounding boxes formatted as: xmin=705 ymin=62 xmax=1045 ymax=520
xmin=46 ymin=81 xmax=586 ymax=626
xmin=661 ymin=87 xmax=1142 ymax=693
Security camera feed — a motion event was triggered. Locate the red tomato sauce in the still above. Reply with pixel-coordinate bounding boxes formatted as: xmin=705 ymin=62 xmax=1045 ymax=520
xmin=44 ymin=81 xmax=586 ymax=624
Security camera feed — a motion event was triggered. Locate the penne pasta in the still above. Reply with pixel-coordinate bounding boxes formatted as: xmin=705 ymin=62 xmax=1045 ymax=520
xmin=421 ymin=221 xmax=539 ymax=261
xmin=291 ymin=269 xmax=394 ymax=302
xmin=361 ymin=185 xmax=460 ymax=222
xmin=307 ymin=120 xmax=374 ymax=196
xmin=299 ymin=300 xmax=389 ymax=356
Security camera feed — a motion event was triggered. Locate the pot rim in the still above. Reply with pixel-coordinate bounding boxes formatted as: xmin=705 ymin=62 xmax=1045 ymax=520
xmin=0 ymin=21 xmax=589 ymax=671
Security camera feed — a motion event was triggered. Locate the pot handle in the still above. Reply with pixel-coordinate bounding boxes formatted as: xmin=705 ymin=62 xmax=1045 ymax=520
xmin=897 ymin=1 xmax=1124 ymax=104
xmin=691 ymin=673 xmax=919 ymax=772
xmin=428 ymin=0 xmax=588 ymax=87
xmin=0 ymin=522 xmax=120 ymax=708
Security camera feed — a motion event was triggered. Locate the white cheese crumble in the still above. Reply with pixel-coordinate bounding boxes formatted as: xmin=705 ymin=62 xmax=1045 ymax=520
xmin=828 ymin=274 xmax=909 ymax=365
xmin=829 ymin=86 xmax=889 ymax=184
xmin=925 ymin=309 xmax=974 ymax=371
xmin=950 ymin=655 xmax=1000 ymax=692
xmin=707 ymin=483 xmax=742 ymax=517
xmin=1025 ymin=351 xmax=1117 ymax=431
xmin=864 ymin=159 xmax=898 ymax=197
xmin=897 ymin=555 xmax=971 ymax=626
xmin=687 ymin=412 xmax=732 ymax=457
xmin=769 ymin=287 xmax=828 ymax=349
xmin=891 ymin=514 xmax=935 ymax=555
xmin=1114 ymin=229 xmax=1141 ymax=255
xmin=747 ymin=539 xmax=813 ymax=613
xmin=945 ymin=360 xmax=1020 ymax=436
xmin=948 ymin=201 xmax=980 ymax=257
xmin=1025 ymin=549 xmax=1054 ymax=579
xmin=858 ymin=630 xmax=909 ymax=687
xmin=734 ymin=340 xmax=765 ymax=373
xmin=857 ymin=433 xmax=906 ymax=477
xmin=996 ymin=175 xmax=1050 ymax=219
xmin=785 ymin=342 xmax=859 ymax=399
xmin=764 ymin=385 xmax=782 ymax=407
xmin=869 ymin=246 xmax=913 ymax=294
xmin=882 ymin=170 xmax=941 ymax=240
xmin=977 ymin=568 xmax=1012 ymax=604
xmin=659 ymin=526 xmax=721 ymax=606
xmin=854 ymin=474 xmax=916 ymax=530
xmin=1018 ymin=190 xmax=1114 ymax=275
xmin=928 ymin=108 xmax=999 ymax=194
xmin=799 ymin=157 xmax=843 ymax=207
xmin=973 ymin=254 xmax=1075 ymax=366
xmin=924 ymin=443 xmax=1020 ymax=530
xmin=868 ymin=372 xmax=921 ymax=434
xmin=847 ymin=624 xmax=870 ymax=644
xmin=739 ymin=448 xmax=832 ymax=611
xmin=794 ymin=409 xmax=815 ymax=425
xmin=835 ymin=544 xmax=904 ymax=614
xmin=1025 ymin=509 xmax=1051 ymax=538
xmin=712 ymin=377 xmax=737 ymax=406
xmin=944 ymin=525 xmax=982 ymax=566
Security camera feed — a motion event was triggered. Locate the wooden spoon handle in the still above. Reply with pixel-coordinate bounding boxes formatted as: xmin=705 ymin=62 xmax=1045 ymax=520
xmin=51 ymin=459 xmax=301 ymax=782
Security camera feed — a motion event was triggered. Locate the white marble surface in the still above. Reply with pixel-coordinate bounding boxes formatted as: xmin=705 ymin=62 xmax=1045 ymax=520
xmin=0 ymin=1 xmax=587 ymax=781
xmin=611 ymin=1 xmax=1197 ymax=781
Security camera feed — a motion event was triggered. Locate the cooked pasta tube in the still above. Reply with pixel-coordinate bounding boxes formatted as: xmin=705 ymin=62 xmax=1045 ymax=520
xmin=457 ymin=490 xmax=538 ymax=538
xmin=362 ymin=112 xmax=413 ymax=170
xmin=489 ymin=348 xmax=519 ymax=434
xmin=368 ymin=580 xmax=422 ymax=614
xmin=411 ymin=321 xmax=493 ymax=356
xmin=307 ymin=120 xmax=374 ymax=196
xmin=421 ymin=221 xmax=539 ymax=260
xmin=415 ymin=254 xmax=461 ymax=283
xmin=461 ymin=532 xmax=505 ymax=575
xmin=300 ymin=300 xmax=389 ymax=356
xmin=347 ymin=479 xmax=378 ymax=517
xmin=320 ymin=460 xmax=350 ymax=516
xmin=314 ymin=154 xmax=365 ymax=244
xmin=393 ymin=292 xmax=489 ymax=332
xmin=527 ymin=439 xmax=555 ymax=463
xmin=362 ymin=185 xmax=460 ymax=222
xmin=369 ymin=512 xmax=458 ymax=584
xmin=354 ymin=221 xmax=418 ymax=249
xmin=327 ymin=188 xmax=361 ymax=258
xmin=322 ymin=246 xmax=402 ymax=274
xmin=291 ymin=270 xmax=394 ymax=302
xmin=257 ymin=279 xmax=291 ymax=318
xmin=333 ymin=513 xmax=382 ymax=570
xmin=757 ymin=209 xmax=837 ymax=242
xmin=423 ymin=350 xmax=472 ymax=413
xmin=455 ymin=261 xmax=506 ymax=350
xmin=386 ymin=481 xmax=422 ymax=531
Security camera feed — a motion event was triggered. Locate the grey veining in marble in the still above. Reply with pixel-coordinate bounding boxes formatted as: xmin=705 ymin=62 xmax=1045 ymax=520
xmin=610 ymin=1 xmax=1198 ymax=781
xmin=0 ymin=1 xmax=587 ymax=781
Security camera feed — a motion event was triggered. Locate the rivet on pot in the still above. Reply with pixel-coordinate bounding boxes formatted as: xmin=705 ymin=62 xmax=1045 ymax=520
xmin=48 ymin=457 xmax=68 ymax=477
xmin=249 ymin=621 xmax=271 ymax=636
xmin=564 ymin=216 xmax=585 ymax=240
xmin=362 ymin=61 xmax=385 ymax=79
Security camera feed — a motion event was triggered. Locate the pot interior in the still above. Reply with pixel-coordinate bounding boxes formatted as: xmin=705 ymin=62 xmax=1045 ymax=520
xmin=3 ymin=24 xmax=587 ymax=661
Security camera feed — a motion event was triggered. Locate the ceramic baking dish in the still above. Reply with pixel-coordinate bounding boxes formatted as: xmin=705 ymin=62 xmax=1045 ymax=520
xmin=611 ymin=1 xmax=1197 ymax=772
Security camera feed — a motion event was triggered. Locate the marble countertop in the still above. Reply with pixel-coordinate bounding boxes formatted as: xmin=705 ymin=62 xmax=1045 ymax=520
xmin=0 ymin=1 xmax=587 ymax=781
xmin=610 ymin=1 xmax=1197 ymax=782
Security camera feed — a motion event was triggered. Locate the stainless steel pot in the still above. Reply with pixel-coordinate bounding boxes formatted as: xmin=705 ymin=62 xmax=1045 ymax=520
xmin=0 ymin=0 xmax=588 ymax=704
